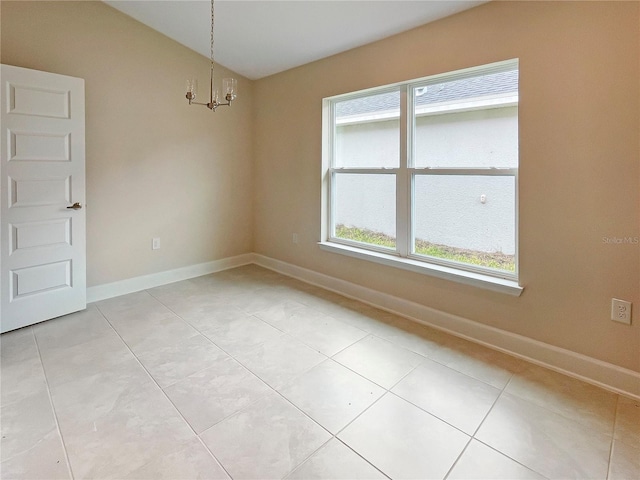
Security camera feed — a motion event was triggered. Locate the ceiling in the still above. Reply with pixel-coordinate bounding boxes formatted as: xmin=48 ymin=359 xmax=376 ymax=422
xmin=104 ymin=0 xmax=486 ymax=80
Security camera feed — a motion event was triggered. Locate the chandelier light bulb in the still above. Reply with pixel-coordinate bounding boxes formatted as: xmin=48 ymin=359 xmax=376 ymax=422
xmin=186 ymin=78 xmax=198 ymax=101
xmin=223 ymin=78 xmax=237 ymax=101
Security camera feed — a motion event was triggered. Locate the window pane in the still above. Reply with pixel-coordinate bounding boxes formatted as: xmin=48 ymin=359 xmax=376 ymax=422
xmin=334 ymin=91 xmax=400 ymax=168
xmin=413 ymin=69 xmax=518 ymax=168
xmin=334 ymin=173 xmax=396 ymax=249
xmin=413 ymin=175 xmax=515 ymax=272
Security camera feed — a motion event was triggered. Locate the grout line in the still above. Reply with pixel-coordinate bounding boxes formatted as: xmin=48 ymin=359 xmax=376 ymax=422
xmin=466 ymin=438 xmax=552 ymax=480
xmin=43 ymin=267 xmax=622 ymax=480
xmin=277 ymin=390 xmax=392 ymax=479
xmin=469 ymin=370 xmax=514 ymax=439
xmin=606 ymin=396 xmax=621 ymax=480
xmin=117 ymin=285 xmax=355 ymax=478
xmin=442 ymin=437 xmax=473 ymax=480
xmin=154 ymin=293 xmax=388 ymax=479
xmin=333 ymin=437 xmax=393 ymax=480
xmin=278 ymin=437 xmax=333 ymax=479
xmin=96 ymin=301 xmax=235 ymax=480
xmin=148 ymin=271 xmax=504 ymax=454
xmin=30 ymin=327 xmax=76 ymax=480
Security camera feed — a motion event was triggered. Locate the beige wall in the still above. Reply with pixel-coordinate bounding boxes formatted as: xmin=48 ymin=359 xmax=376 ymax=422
xmin=2 ymin=1 xmax=639 ymax=373
xmin=253 ymin=1 xmax=640 ymax=372
xmin=1 ymin=1 xmax=254 ymax=287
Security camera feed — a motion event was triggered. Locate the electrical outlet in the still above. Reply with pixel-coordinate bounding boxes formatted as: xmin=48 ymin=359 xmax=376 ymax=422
xmin=152 ymin=238 xmax=161 ymax=250
xmin=611 ymin=298 xmax=632 ymax=325
xmin=292 ymin=233 xmax=299 ymax=244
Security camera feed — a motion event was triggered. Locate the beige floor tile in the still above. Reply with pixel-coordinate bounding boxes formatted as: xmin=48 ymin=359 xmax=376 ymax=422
xmin=160 ymin=292 xmax=235 ymax=325
xmin=1 ymin=327 xmax=36 ymax=363
xmin=374 ymin=317 xmax=450 ymax=358
xmin=137 ymin=334 xmax=229 ymax=387
xmin=615 ymin=395 xmax=640 ymax=449
xmin=430 ymin=335 xmax=526 ymax=389
xmin=279 ymin=288 xmax=348 ymax=313
xmin=200 ymin=391 xmax=331 ymax=480
xmin=1 ymin=390 xmax=58 ymax=462
xmin=392 ymin=359 xmax=500 ymax=434
xmin=329 ymin=308 xmax=403 ymax=338
xmin=184 ymin=305 xmax=255 ymax=331
xmin=100 ymin=296 xmax=180 ymax=322
xmin=447 ymin=440 xmax=546 ymax=479
xmin=334 ymin=334 xmax=424 ymax=389
xmin=107 ymin=308 xmax=199 ymax=355
xmin=164 ymin=356 xmax=271 ymax=433
xmin=32 ymin=306 xmax=113 ymax=354
xmin=1 ymin=328 xmax=47 ymax=405
xmin=39 ymin=332 xmax=135 ymax=388
xmin=146 ymin=279 xmax=207 ymax=304
xmin=49 ymin=358 xmax=159 ymax=438
xmin=254 ymin=300 xmax=324 ymax=332
xmin=1 ymin=266 xmax=631 ymax=480
xmin=476 ymin=393 xmax=612 ymax=479
xmin=0 ymin=429 xmax=70 ymax=480
xmin=95 ymin=290 xmax=162 ymax=316
xmin=339 ymin=393 xmax=470 ymax=479
xmin=202 ymin=315 xmax=284 ymax=356
xmin=225 ymin=289 xmax=292 ymax=315
xmin=505 ymin=364 xmax=617 ymax=434
xmin=234 ymin=334 xmax=326 ymax=389
xmin=279 ymin=359 xmax=384 ymax=433
xmin=189 ymin=272 xmax=240 ymax=290
xmin=1 ymin=355 xmax=48 ymax=406
xmin=62 ymin=387 xmax=195 ymax=479
xmin=288 ymin=314 xmax=368 ymax=357
xmin=608 ymin=438 xmax=640 ymax=480
xmin=332 ymin=301 xmax=400 ymax=328
xmin=123 ymin=437 xmax=230 ymax=480
xmin=285 ymin=438 xmax=386 ymax=479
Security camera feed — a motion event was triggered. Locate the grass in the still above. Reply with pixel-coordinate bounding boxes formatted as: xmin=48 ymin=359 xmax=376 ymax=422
xmin=335 ymin=224 xmax=515 ymax=272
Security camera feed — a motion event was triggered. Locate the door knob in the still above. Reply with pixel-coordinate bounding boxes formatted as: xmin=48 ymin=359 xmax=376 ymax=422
xmin=66 ymin=202 xmax=82 ymax=210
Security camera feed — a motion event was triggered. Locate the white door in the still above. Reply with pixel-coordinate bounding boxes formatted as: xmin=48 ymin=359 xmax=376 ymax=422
xmin=1 ymin=64 xmax=86 ymax=333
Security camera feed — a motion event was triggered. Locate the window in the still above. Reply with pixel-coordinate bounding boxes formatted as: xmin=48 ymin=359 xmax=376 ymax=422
xmin=322 ymin=60 xmax=519 ymax=288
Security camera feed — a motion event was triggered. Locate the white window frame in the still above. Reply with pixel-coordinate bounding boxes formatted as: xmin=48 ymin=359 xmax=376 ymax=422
xmin=320 ymin=59 xmax=522 ymax=296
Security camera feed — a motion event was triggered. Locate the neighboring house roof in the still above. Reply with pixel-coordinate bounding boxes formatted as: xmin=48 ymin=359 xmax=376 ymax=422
xmin=336 ymin=69 xmax=518 ymax=119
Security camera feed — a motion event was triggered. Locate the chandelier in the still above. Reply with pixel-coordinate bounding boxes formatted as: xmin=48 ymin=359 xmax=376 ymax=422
xmin=185 ymin=0 xmax=237 ymax=110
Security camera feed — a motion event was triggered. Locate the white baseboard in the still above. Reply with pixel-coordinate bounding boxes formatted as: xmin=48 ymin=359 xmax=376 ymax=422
xmin=86 ymin=253 xmax=255 ymax=303
xmin=86 ymin=252 xmax=640 ymax=399
xmin=253 ymin=254 xmax=640 ymax=400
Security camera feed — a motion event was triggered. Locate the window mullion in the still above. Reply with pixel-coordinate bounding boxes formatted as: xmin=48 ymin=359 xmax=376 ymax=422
xmin=397 ymin=85 xmax=409 ymax=258
xmin=326 ymin=100 xmax=336 ymax=240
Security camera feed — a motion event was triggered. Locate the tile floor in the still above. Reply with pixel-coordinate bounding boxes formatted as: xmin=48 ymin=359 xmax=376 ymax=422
xmin=1 ymin=265 xmax=639 ymax=479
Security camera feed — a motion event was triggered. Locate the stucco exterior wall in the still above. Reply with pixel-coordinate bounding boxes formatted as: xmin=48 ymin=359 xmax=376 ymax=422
xmin=335 ymin=106 xmax=517 ymax=254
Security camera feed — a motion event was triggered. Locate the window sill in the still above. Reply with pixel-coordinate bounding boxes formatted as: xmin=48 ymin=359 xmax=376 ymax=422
xmin=318 ymin=242 xmax=523 ymax=297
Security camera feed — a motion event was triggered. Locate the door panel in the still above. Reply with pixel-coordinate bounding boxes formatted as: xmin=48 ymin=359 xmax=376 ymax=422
xmin=9 ymin=176 xmax=72 ymax=207
xmin=1 ymin=64 xmax=86 ymax=333
xmin=10 ymin=131 xmax=71 ymax=162
xmin=8 ymin=84 xmax=70 ymax=118
xmin=10 ymin=218 xmax=71 ymax=252
xmin=12 ymin=260 xmax=72 ymax=297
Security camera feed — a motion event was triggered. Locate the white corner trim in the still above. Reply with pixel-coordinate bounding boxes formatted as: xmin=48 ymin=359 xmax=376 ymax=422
xmin=253 ymin=253 xmax=640 ymax=400
xmin=86 ymin=253 xmax=256 ymax=303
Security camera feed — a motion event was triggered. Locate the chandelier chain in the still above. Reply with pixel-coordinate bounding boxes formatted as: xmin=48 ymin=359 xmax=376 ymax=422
xmin=210 ymin=0 xmax=215 ymax=70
